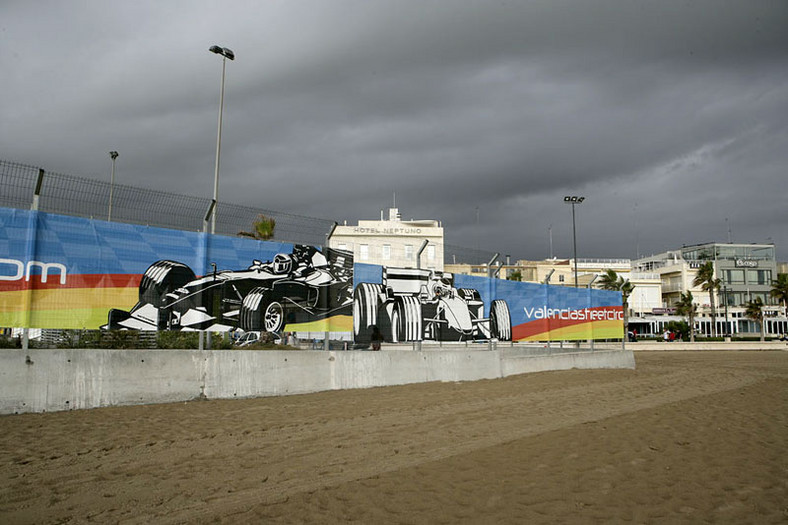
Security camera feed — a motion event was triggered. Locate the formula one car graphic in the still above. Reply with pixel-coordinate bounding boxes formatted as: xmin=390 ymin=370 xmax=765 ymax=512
xmin=104 ymin=245 xmax=353 ymax=332
xmin=353 ymin=267 xmax=511 ymax=343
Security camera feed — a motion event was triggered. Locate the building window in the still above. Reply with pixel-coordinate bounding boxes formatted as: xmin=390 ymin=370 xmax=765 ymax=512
xmin=404 ymin=244 xmax=413 ymax=260
xmin=559 ymin=275 xmax=565 ymax=282
xmin=359 ymin=244 xmax=369 ymax=261
xmin=746 ymin=269 xmax=771 ymax=285
xmin=751 ymin=292 xmax=768 ymax=304
xmin=724 ymin=269 xmax=745 ymax=284
xmin=427 ymin=245 xmax=435 ymax=261
xmin=382 ymin=244 xmax=391 ymax=260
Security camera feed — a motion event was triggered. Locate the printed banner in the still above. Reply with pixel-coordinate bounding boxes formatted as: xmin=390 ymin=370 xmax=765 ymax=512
xmin=1 ymin=207 xmax=622 ymax=340
xmin=0 ymin=207 xmax=352 ymax=332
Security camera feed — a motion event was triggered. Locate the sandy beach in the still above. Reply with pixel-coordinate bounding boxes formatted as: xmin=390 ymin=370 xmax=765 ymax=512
xmin=1 ymin=350 xmax=786 ymax=524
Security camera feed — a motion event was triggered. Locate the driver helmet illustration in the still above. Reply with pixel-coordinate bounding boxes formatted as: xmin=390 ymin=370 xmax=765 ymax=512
xmin=273 ymin=254 xmax=294 ymax=275
xmin=433 ymin=274 xmax=453 ymax=297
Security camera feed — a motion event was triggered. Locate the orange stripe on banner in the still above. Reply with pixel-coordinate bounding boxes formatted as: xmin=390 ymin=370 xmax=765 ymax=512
xmin=0 ymin=273 xmax=141 ymax=292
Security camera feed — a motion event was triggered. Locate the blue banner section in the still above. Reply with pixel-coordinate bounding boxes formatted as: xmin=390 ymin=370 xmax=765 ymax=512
xmin=351 ymin=263 xmax=623 ymax=342
xmin=0 ymin=207 xmax=291 ymax=278
xmin=352 ymin=263 xmax=383 ymax=286
xmin=453 ymin=273 xmax=622 ymax=321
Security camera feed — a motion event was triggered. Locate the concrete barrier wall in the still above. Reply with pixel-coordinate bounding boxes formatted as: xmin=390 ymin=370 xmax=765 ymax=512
xmin=0 ymin=348 xmax=635 ymax=415
xmin=500 ymin=348 xmax=635 ymax=376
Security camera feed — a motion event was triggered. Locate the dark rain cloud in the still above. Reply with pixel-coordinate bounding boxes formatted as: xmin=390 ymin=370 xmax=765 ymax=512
xmin=2 ymin=0 xmax=787 ymax=260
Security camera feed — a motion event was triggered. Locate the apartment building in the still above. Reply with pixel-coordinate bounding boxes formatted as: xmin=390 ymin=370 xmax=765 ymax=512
xmin=328 ymin=208 xmax=444 ymax=270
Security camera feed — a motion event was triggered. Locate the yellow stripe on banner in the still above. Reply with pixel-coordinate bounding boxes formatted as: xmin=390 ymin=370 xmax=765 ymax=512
xmin=0 ymin=308 xmax=122 ymax=329
xmin=284 ymin=315 xmax=353 ymax=333
xmin=0 ymin=288 xmax=138 ymax=328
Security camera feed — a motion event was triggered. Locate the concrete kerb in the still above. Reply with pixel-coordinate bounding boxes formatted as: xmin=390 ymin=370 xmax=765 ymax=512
xmin=1 ymin=346 xmax=635 ymax=415
xmin=593 ymin=341 xmax=788 ymax=352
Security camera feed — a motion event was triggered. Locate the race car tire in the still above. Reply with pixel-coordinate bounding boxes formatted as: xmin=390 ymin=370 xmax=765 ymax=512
xmin=139 ymin=260 xmax=196 ymax=308
xmin=263 ymin=301 xmax=285 ymax=333
xmin=240 ymin=287 xmax=284 ymax=333
xmin=353 ymin=283 xmax=384 ymax=343
xmin=391 ymin=296 xmax=422 ymax=343
xmin=490 ymin=299 xmax=512 ymax=341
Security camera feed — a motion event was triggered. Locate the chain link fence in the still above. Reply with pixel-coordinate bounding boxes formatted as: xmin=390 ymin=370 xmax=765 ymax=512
xmin=0 ymin=160 xmax=335 ymax=246
xmin=443 ymin=243 xmax=505 ymax=267
xmin=1 ymin=159 xmax=503 ymax=264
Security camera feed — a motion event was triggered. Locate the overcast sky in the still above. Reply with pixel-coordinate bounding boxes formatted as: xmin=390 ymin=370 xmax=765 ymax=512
xmin=2 ymin=0 xmax=787 ymax=262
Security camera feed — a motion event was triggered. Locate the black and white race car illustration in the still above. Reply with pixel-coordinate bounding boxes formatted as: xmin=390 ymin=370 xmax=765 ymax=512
xmin=104 ymin=245 xmax=353 ymax=333
xmin=353 ymin=267 xmax=511 ymax=343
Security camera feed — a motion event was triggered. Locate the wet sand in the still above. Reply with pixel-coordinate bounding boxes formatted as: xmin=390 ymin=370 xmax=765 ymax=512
xmin=1 ymin=351 xmax=786 ymax=524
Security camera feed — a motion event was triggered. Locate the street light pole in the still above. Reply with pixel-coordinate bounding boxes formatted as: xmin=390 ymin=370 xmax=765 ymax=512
xmin=108 ymin=151 xmax=118 ymax=221
xmin=564 ymin=196 xmax=585 ymax=288
xmin=587 ymin=273 xmax=599 ymax=351
xmin=722 ymin=285 xmax=730 ymax=340
xmin=548 ymin=224 xmax=553 ymax=259
xmin=209 ymin=45 xmax=235 ymax=234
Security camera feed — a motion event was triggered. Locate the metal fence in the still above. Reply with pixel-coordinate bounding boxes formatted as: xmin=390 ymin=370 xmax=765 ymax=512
xmin=0 ymin=160 xmax=335 ymax=247
xmin=443 ymin=243 xmax=507 ymax=267
xmin=1 ymin=159 xmax=502 ymax=264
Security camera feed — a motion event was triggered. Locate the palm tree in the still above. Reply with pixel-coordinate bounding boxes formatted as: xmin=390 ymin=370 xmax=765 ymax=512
xmin=744 ymin=297 xmax=765 ymax=342
xmin=771 ymin=273 xmax=788 ymax=317
xmin=674 ymin=291 xmax=697 ymax=342
xmin=238 ymin=214 xmax=276 ymax=240
xmin=693 ymin=261 xmax=721 ymax=338
xmin=598 ymin=269 xmax=635 ymax=338
xmin=507 ymin=270 xmax=522 ymax=282
xmin=597 ymin=269 xmax=620 ymax=291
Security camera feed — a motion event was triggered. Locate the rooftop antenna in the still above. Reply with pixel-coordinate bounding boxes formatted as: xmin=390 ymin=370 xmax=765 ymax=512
xmin=393 ymin=191 xmax=396 ymax=209
xmin=634 ymin=201 xmax=640 ymax=259
xmin=725 ymin=217 xmax=732 ymax=243
xmin=475 ymin=206 xmax=480 ymax=264
xmin=548 ymin=224 xmax=553 ymax=259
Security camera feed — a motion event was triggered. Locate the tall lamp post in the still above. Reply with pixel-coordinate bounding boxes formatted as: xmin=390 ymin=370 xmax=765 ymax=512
xmin=722 ymin=284 xmax=730 ymax=340
xmin=563 ymin=195 xmax=585 ymax=287
xmin=108 ymin=151 xmax=118 ymax=221
xmin=208 ymin=45 xmax=235 ymax=234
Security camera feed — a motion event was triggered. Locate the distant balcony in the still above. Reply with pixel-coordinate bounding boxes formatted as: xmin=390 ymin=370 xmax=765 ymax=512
xmin=662 ymin=283 xmax=684 ymax=293
xmin=630 ymin=272 xmax=659 ymax=280
xmin=576 ymin=258 xmax=631 ymax=268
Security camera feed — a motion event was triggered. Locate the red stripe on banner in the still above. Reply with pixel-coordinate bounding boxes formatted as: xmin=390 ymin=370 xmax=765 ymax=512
xmin=513 ymin=319 xmax=553 ymax=339
xmin=512 ymin=306 xmax=623 ymax=339
xmin=0 ymin=273 xmax=141 ymax=292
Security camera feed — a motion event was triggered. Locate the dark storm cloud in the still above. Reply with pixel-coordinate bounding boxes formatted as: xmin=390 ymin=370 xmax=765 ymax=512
xmin=2 ymin=0 xmax=787 ymax=260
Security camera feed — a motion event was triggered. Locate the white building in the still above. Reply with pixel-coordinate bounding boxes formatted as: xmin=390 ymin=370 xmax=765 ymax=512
xmin=329 ymin=208 xmax=444 ymax=270
xmin=633 ymin=243 xmax=786 ymax=337
xmin=634 ymin=250 xmax=713 ymax=309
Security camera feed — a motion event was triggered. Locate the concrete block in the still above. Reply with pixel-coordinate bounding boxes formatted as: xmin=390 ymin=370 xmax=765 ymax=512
xmin=0 ymin=347 xmax=636 ymax=415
